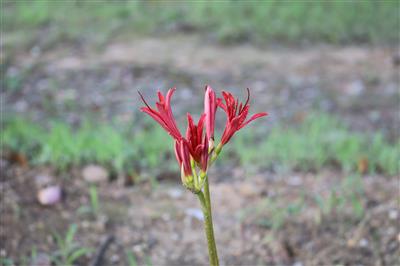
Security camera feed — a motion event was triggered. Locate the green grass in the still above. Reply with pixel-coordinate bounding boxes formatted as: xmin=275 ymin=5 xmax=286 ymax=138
xmin=89 ymin=185 xmax=99 ymax=214
xmin=0 ymin=257 xmax=14 ymax=266
xmin=243 ymin=174 xmax=366 ymax=230
xmin=2 ymin=0 xmax=398 ymax=50
xmin=76 ymin=185 xmax=101 ymax=216
xmin=2 ymin=113 xmax=399 ymax=175
xmin=126 ymin=250 xmax=153 ymax=266
xmin=1 ymin=117 xmax=173 ymax=173
xmin=314 ymin=175 xmax=365 ymax=221
xmin=51 ymin=224 xmax=93 ymax=266
xmin=126 ymin=250 xmax=138 ymax=266
xmin=226 ymin=113 xmax=399 ymax=175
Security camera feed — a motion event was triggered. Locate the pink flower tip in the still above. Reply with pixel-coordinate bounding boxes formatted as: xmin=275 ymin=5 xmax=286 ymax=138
xmin=204 ymin=85 xmax=217 ymax=141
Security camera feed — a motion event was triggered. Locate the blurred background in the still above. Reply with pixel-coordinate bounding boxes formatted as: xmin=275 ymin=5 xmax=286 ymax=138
xmin=1 ymin=1 xmax=399 ymax=265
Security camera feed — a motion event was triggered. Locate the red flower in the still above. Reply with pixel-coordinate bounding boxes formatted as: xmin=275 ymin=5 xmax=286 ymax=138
xmin=139 ymin=88 xmax=182 ymax=140
xmin=174 ymin=139 xmax=193 ymax=183
xmin=186 ymin=113 xmax=209 ymax=172
xmin=204 ymin=85 xmax=217 ymax=141
xmin=218 ymin=88 xmax=267 ymax=145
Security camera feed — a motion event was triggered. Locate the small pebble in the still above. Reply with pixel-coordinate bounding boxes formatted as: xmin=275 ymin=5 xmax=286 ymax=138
xmin=82 ymin=165 xmax=109 ymax=183
xmin=81 ymin=220 xmax=90 ymax=229
xmin=167 ymin=187 xmax=183 ymax=199
xmin=161 ymin=213 xmax=171 ymax=221
xmin=286 ymin=175 xmax=302 ymax=186
xmin=30 ymin=46 xmax=41 ymax=57
xmin=359 ymin=238 xmax=368 ymax=247
xmin=110 ymin=254 xmax=120 ymax=263
xmin=38 ymin=186 xmax=62 ymax=205
xmin=185 ymin=208 xmax=203 ymax=221
xmin=345 ymin=80 xmax=365 ymax=96
xmin=388 ymin=209 xmax=398 ymax=220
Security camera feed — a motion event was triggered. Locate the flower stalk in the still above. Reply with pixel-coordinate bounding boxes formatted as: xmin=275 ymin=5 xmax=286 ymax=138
xmin=139 ymin=85 xmax=267 ymax=265
xmin=197 ymin=188 xmax=219 ymax=266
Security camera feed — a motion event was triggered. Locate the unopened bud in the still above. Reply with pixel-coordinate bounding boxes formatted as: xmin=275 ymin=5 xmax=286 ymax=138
xmin=181 ymin=165 xmax=192 ymax=184
xmin=181 ymin=165 xmax=199 ymax=193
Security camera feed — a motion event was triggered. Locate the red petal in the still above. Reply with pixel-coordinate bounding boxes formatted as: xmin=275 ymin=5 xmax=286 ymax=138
xmin=197 ymin=114 xmax=205 ymax=140
xmin=239 ymin=112 xmax=268 ymax=129
xmin=180 ymin=139 xmax=192 ymax=177
xmin=157 ymin=90 xmax=164 ymax=103
xmin=204 ymin=86 xmax=216 ymax=139
xmin=186 ymin=113 xmax=194 ymax=140
xmin=201 ymin=136 xmax=209 ymax=171
xmin=166 ymin=88 xmax=176 ymax=108
xmin=217 ymin=98 xmax=227 ymax=113
xmin=221 ymin=116 xmax=240 ymax=145
xmin=174 ymin=141 xmax=182 ymax=166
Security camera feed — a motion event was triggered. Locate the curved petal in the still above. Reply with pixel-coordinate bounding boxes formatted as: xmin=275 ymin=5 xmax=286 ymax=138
xmin=239 ymin=112 xmax=268 ymax=129
xmin=165 ymin=88 xmax=176 ymax=107
xmin=174 ymin=141 xmax=182 ymax=166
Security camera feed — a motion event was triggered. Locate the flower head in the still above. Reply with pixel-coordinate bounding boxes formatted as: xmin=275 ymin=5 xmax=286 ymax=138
xmin=204 ymin=85 xmax=217 ymax=142
xmin=186 ymin=113 xmax=209 ymax=172
xmin=218 ymin=88 xmax=267 ymax=145
xmin=139 ymin=86 xmax=267 ymax=192
xmin=139 ymin=88 xmax=182 ymax=140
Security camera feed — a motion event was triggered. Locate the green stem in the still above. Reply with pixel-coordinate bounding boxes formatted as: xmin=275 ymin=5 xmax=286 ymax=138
xmin=204 ymin=176 xmax=219 ymax=264
xmin=209 ymin=143 xmax=222 ymax=166
xmin=197 ymin=189 xmax=219 ymax=266
xmin=203 ymin=175 xmax=212 ymax=211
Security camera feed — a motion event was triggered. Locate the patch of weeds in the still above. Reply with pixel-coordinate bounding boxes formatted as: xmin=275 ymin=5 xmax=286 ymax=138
xmin=18 ymin=247 xmax=37 ymax=266
xmin=2 ymin=116 xmax=44 ymax=155
xmin=89 ymin=185 xmax=99 ymax=214
xmin=145 ymin=256 xmax=153 ymax=266
xmin=2 ymin=116 xmax=173 ymax=175
xmin=368 ymin=134 xmax=399 ymax=176
xmin=238 ymin=196 xmax=306 ymax=230
xmin=51 ymin=224 xmax=92 ymax=266
xmin=259 ymin=197 xmax=305 ymax=230
xmin=2 ymin=113 xmax=397 ymax=175
xmin=314 ymin=175 xmax=365 ymax=223
xmin=36 ymin=120 xmax=128 ymax=170
xmin=2 ymin=1 xmax=397 ymax=50
xmin=77 ymin=185 xmax=100 ymax=216
xmin=231 ymin=113 xmax=399 ymax=175
xmin=132 ymin=124 xmax=172 ymax=170
xmin=2 ymin=70 xmax=23 ymax=92
xmin=0 ymin=257 xmax=14 ymax=266
xmin=126 ymin=250 xmax=138 ymax=266
xmin=126 ymin=250 xmax=153 ymax=266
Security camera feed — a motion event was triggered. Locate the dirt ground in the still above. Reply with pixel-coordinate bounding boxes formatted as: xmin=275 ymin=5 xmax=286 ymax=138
xmin=1 ymin=36 xmax=399 ymax=265
xmin=4 ymin=36 xmax=399 ymax=137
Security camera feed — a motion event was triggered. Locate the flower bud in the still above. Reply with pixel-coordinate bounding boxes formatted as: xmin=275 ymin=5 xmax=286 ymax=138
xmin=181 ymin=165 xmax=194 ymax=190
xmin=175 ymin=139 xmax=197 ymax=192
xmin=204 ymin=85 xmax=217 ymax=141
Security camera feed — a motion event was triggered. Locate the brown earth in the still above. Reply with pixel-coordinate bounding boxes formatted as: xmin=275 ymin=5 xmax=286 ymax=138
xmin=1 ymin=163 xmax=399 ymax=265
